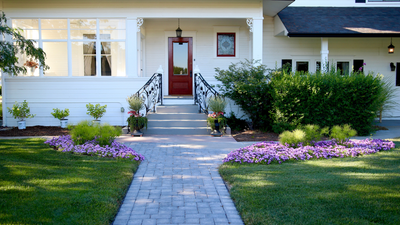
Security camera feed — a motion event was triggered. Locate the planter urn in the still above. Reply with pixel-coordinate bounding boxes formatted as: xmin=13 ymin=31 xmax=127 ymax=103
xmin=60 ymin=119 xmax=68 ymax=128
xmin=18 ymin=120 xmax=26 ymax=130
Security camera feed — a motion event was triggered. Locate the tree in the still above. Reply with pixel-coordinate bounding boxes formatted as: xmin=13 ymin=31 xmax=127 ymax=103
xmin=0 ymin=11 xmax=49 ymax=75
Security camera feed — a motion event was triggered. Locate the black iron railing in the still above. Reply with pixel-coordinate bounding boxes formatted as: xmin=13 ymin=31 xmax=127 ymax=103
xmin=194 ymin=73 xmax=220 ymax=114
xmin=135 ymin=73 xmax=163 ymax=115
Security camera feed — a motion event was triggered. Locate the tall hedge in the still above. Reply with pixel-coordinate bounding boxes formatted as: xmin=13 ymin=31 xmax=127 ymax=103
xmin=269 ymin=71 xmax=383 ymax=135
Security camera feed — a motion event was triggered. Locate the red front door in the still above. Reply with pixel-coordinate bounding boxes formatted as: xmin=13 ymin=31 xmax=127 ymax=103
xmin=168 ymin=37 xmax=193 ymax=95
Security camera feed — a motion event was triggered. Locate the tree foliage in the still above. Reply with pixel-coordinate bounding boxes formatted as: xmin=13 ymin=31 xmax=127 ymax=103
xmin=0 ymin=11 xmax=49 ymax=75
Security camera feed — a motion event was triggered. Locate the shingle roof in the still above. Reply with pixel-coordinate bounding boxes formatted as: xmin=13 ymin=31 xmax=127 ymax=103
xmin=278 ymin=7 xmax=400 ymax=37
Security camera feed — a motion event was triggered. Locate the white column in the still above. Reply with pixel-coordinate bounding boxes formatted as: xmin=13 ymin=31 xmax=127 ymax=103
xmin=126 ymin=18 xmax=138 ymax=77
xmin=321 ymin=38 xmax=329 ymax=72
xmin=252 ymin=17 xmax=264 ymax=64
xmin=137 ymin=18 xmax=143 ymax=77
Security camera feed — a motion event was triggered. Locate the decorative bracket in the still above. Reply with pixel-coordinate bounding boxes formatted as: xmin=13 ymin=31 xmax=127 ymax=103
xmin=246 ymin=18 xmax=253 ymax=33
xmin=137 ymin=18 xmax=143 ymax=32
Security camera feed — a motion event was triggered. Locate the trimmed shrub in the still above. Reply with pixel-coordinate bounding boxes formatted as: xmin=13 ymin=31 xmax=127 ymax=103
xmin=270 ymin=70 xmax=383 ymax=135
xmin=215 ymin=59 xmax=272 ymax=129
xmin=226 ymin=112 xmax=249 ymax=131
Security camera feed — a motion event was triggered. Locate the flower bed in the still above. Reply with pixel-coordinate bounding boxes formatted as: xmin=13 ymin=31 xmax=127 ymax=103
xmin=223 ymin=139 xmax=395 ymax=164
xmin=45 ymin=135 xmax=144 ymax=161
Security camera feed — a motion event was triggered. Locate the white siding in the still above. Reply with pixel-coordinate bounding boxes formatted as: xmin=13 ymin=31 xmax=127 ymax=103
xmin=4 ymin=77 xmax=150 ymax=127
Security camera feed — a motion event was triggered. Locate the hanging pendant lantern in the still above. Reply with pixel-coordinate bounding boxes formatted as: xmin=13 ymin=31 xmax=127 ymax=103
xmin=388 ymin=37 xmax=395 ymax=54
xmin=176 ymin=19 xmax=182 ymax=38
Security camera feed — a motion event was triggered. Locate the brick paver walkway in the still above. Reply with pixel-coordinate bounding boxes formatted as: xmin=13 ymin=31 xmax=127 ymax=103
xmin=112 ymin=139 xmax=247 ymax=225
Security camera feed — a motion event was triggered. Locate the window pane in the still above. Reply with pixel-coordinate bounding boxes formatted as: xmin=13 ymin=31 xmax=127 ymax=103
xmin=15 ymin=42 xmax=40 ymax=76
xmin=316 ymin=61 xmax=321 ymax=72
xmin=296 ymin=61 xmax=309 ymax=72
xmin=282 ymin=59 xmax=292 ymax=71
xmin=100 ymin=30 xmax=126 ymax=40
xmin=43 ymin=42 xmax=68 ymax=76
xmin=12 ymin=19 xmax=38 ymax=29
xmin=103 ymin=42 xmax=125 ymax=76
xmin=173 ymin=42 xmax=188 ymax=75
xmin=337 ymin=62 xmax=349 ymax=75
xmin=70 ymin=19 xmax=96 ymax=29
xmin=41 ymin=19 xmax=68 ymax=29
xmin=217 ymin=33 xmax=235 ymax=56
xmin=72 ymin=42 xmax=95 ymax=76
xmin=99 ymin=19 xmax=126 ymax=29
xmin=353 ymin=60 xmax=364 ymax=72
xmin=84 ymin=56 xmax=96 ymax=76
xmin=42 ymin=30 xmax=68 ymax=39
xmin=12 ymin=19 xmax=39 ymax=39
xmin=71 ymin=30 xmax=96 ymax=39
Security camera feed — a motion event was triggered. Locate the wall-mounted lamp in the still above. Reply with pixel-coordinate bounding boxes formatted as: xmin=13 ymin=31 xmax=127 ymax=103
xmin=176 ymin=19 xmax=182 ymax=38
xmin=390 ymin=62 xmax=396 ymax=72
xmin=388 ymin=37 xmax=395 ymax=54
xmin=121 ymin=107 xmax=125 ymax=113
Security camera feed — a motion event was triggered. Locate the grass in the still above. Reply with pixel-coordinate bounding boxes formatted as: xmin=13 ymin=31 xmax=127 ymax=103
xmin=219 ymin=138 xmax=400 ymax=225
xmin=0 ymin=138 xmax=140 ymax=225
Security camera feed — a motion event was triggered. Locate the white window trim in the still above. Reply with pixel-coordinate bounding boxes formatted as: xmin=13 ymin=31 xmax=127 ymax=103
xmin=213 ymin=26 xmax=240 ymax=59
xmin=11 ymin=17 xmax=127 ymax=78
xmin=294 ymin=60 xmax=310 ymax=72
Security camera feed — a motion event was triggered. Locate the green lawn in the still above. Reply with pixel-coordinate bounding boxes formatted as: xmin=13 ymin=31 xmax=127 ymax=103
xmin=219 ymin=138 xmax=400 ymax=225
xmin=0 ymin=138 xmax=140 ymax=225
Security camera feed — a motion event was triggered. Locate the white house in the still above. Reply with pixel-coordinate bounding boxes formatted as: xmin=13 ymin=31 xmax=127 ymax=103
xmin=1 ymin=0 xmax=400 ymax=127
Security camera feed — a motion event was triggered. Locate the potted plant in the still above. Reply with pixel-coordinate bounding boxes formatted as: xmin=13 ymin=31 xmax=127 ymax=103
xmin=7 ymin=100 xmax=35 ymax=129
xmin=126 ymin=95 xmax=148 ymax=137
xmin=24 ymin=59 xmax=39 ymax=76
xmin=86 ymin=103 xmax=107 ymax=124
xmin=51 ymin=108 xmax=70 ymax=128
xmin=207 ymin=96 xmax=228 ymax=136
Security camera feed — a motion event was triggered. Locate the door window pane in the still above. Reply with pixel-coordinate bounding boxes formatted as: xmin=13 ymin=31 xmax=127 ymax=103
xmin=173 ymin=42 xmax=188 ymax=75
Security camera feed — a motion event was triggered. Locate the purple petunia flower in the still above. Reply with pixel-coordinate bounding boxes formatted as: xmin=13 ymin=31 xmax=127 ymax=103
xmin=223 ymin=139 xmax=395 ymax=165
xmin=45 ymin=135 xmax=144 ymax=161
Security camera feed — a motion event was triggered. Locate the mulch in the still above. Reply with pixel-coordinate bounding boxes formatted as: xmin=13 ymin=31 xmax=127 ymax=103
xmin=0 ymin=125 xmax=388 ymax=141
xmin=0 ymin=125 xmax=279 ymax=142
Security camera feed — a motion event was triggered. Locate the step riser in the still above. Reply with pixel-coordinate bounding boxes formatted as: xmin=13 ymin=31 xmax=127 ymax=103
xmin=148 ymin=114 xmax=207 ymax=120
xmin=163 ymin=99 xmax=195 ymax=105
xmin=148 ymin=121 xmax=207 ymax=127
xmin=156 ymin=105 xmax=198 ymax=113
xmin=144 ymin=128 xmax=210 ymax=135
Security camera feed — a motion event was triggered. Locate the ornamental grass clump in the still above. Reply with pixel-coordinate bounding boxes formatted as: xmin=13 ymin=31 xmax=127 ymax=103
xmin=68 ymin=120 xmax=121 ymax=146
xmin=223 ymin=139 xmax=395 ymax=165
xmin=330 ymin=124 xmax=357 ymax=143
xmin=45 ymin=135 xmax=144 ymax=161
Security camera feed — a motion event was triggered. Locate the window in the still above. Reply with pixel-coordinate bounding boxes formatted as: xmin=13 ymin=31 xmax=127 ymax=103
xmin=217 ymin=33 xmax=235 ymax=57
xmin=12 ymin=18 xmax=126 ymax=77
xmin=353 ymin=60 xmax=364 ymax=73
xmin=316 ymin=61 xmax=321 ymax=72
xmin=282 ymin=59 xmax=292 ymax=71
xmin=337 ymin=62 xmax=350 ymax=75
xmin=296 ymin=61 xmax=309 ymax=73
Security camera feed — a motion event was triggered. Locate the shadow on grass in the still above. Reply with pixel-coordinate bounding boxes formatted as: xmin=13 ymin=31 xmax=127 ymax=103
xmin=0 ymin=138 xmax=140 ymax=225
xmin=219 ymin=141 xmax=400 ymax=225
